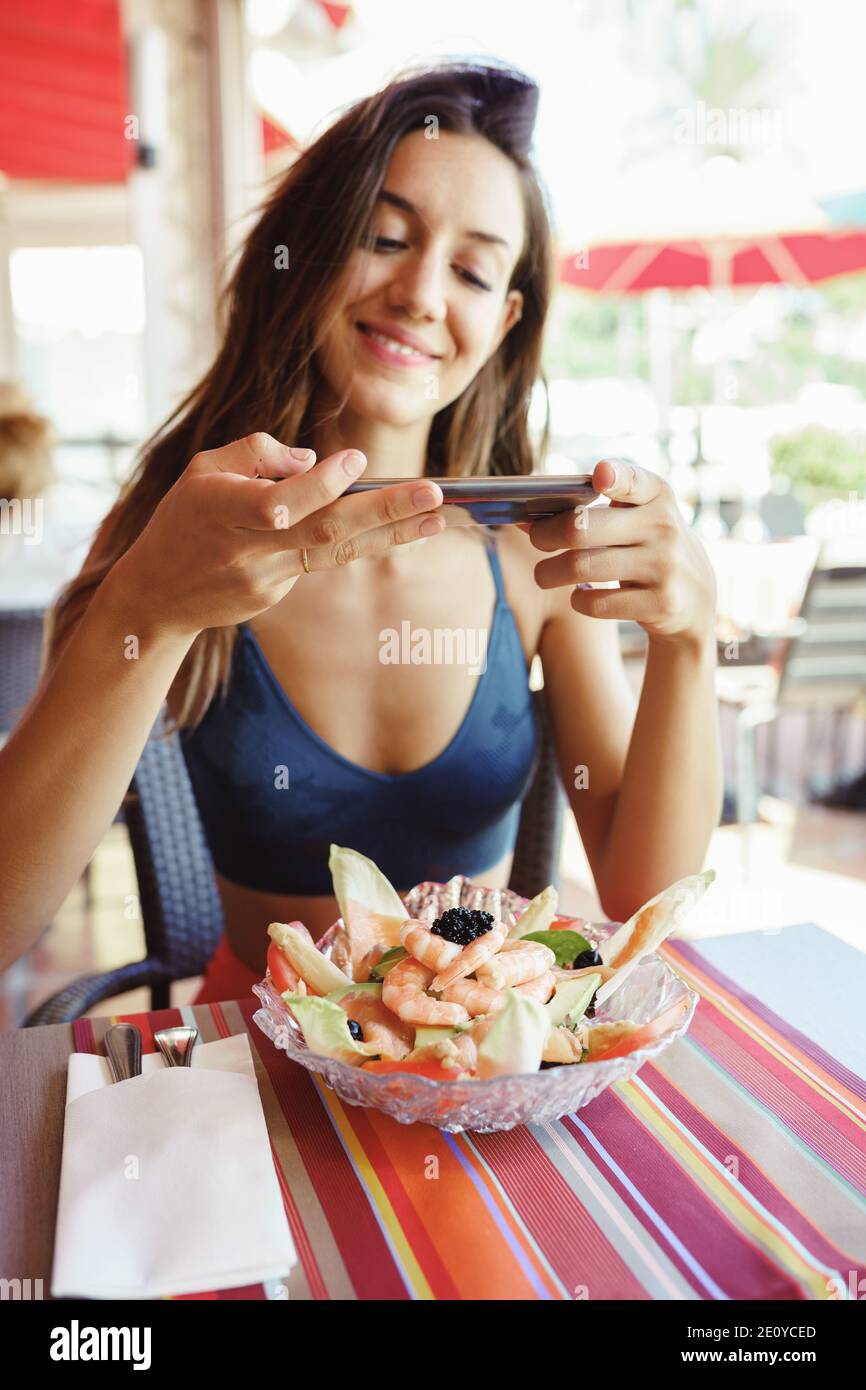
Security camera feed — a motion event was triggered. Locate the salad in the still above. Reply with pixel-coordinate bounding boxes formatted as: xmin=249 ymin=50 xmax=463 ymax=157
xmin=265 ymin=847 xmax=715 ymax=1082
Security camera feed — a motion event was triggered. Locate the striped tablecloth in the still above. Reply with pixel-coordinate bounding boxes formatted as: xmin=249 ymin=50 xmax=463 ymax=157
xmin=4 ymin=922 xmax=865 ymax=1300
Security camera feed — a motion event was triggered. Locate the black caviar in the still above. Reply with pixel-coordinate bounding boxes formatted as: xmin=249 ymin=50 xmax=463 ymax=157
xmin=347 ymin=1019 xmax=364 ymax=1041
xmin=573 ymin=947 xmax=603 ymax=970
xmin=431 ymin=906 xmax=494 ymax=946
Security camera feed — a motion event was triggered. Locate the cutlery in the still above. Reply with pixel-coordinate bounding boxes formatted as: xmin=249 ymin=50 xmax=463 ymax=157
xmin=154 ymin=1026 xmax=199 ymax=1068
xmin=104 ymin=1024 xmax=143 ymax=1083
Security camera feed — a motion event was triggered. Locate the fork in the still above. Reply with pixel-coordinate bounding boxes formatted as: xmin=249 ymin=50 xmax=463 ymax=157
xmin=154 ymin=1026 xmax=199 ymax=1068
xmin=104 ymin=1023 xmax=143 ymax=1083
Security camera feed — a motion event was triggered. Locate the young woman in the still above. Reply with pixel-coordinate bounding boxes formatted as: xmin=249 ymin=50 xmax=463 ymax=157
xmin=0 ymin=62 xmax=722 ymax=1002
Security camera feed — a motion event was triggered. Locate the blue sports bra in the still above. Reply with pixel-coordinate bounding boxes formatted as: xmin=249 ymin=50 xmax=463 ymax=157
xmin=180 ymin=538 xmax=540 ymax=895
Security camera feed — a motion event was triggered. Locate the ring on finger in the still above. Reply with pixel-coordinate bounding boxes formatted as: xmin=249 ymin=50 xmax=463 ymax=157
xmin=301 ymin=547 xmax=311 ymax=574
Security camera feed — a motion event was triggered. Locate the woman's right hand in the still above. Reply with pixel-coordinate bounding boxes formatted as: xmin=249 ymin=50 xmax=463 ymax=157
xmin=110 ymin=433 xmax=445 ymax=638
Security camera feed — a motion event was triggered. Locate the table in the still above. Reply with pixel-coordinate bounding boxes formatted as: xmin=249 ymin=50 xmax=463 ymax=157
xmin=2 ymin=922 xmax=865 ymax=1301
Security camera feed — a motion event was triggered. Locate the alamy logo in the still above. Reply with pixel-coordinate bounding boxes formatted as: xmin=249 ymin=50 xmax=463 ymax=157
xmin=0 ymin=1277 xmax=43 ymax=1299
xmin=674 ymin=100 xmax=784 ymax=147
xmin=0 ymin=496 xmax=44 ymax=545
xmin=378 ymin=622 xmax=488 ymax=675
xmin=49 ymin=1320 xmax=151 ymax=1370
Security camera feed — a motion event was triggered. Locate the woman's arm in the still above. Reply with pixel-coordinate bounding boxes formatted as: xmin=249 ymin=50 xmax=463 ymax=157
xmin=0 ymin=562 xmax=195 ymax=968
xmin=0 ymin=434 xmax=445 ymax=970
xmin=532 ymin=458 xmax=723 ymax=924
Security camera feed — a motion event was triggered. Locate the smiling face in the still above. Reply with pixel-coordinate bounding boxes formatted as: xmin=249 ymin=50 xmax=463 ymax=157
xmin=314 ymin=129 xmax=527 ymax=433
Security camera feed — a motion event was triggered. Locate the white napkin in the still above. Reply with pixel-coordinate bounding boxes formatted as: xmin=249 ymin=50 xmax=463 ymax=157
xmin=51 ymin=1033 xmax=297 ymax=1299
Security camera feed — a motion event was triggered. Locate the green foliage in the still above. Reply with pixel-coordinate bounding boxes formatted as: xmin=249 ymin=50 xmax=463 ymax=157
xmin=543 ymin=278 xmax=866 ymax=411
xmin=543 ymin=289 xmax=648 ymax=380
xmin=770 ymin=427 xmax=866 ymax=503
xmin=820 ymin=273 xmax=866 ymax=317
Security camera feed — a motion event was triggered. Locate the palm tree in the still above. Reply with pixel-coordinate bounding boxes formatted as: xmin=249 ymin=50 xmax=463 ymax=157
xmin=620 ymin=0 xmax=793 ymax=169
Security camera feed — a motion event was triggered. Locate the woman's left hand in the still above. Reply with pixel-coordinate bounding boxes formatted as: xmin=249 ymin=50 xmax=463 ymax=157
xmin=527 ymin=459 xmax=717 ymax=648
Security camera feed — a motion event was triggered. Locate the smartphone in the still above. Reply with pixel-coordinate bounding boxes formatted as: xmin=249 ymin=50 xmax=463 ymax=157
xmin=345 ymin=474 xmax=597 ymax=526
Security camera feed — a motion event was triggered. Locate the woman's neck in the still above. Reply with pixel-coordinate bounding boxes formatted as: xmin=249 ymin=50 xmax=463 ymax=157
xmin=309 ymin=403 xmax=432 ymax=480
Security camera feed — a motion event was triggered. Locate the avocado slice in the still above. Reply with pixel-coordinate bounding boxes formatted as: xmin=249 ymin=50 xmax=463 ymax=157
xmin=413 ymin=1021 xmax=472 ymax=1049
xmin=325 ymin=981 xmax=383 ymax=1004
xmin=369 ymin=946 xmax=408 ymax=980
xmin=546 ymin=973 xmax=601 ymax=1030
xmin=476 ymin=992 xmax=550 ymax=1079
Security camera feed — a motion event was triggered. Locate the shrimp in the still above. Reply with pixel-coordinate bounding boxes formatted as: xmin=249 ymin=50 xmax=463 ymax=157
xmin=440 ymin=1014 xmax=502 ymax=1074
xmin=444 ymin=1013 xmax=502 ymax=1073
xmin=476 ymin=941 xmax=555 ymax=990
xmin=330 ymin=929 xmax=353 ymax=978
xmin=430 ymin=922 xmax=509 ymax=991
xmin=382 ymin=956 xmax=470 ymax=1026
xmin=449 ymin=1031 xmax=479 ymax=1074
xmin=514 ymin=969 xmax=557 ymax=1003
xmin=467 ymin=1014 xmax=500 ymax=1048
xmin=399 ymin=919 xmax=463 ymax=972
xmin=440 ymin=977 xmax=508 ymax=1018
xmin=542 ymin=1024 xmax=588 ymax=1065
xmin=356 ymin=943 xmax=387 ymax=982
xmin=336 ymin=991 xmax=413 ymax=1060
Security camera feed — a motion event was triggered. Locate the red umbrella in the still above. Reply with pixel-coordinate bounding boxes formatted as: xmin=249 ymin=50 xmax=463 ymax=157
xmin=560 ymin=157 xmax=866 ymax=293
xmin=561 ymin=228 xmax=866 ymax=293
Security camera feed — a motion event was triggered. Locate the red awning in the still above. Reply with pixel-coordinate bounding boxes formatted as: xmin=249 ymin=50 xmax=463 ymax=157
xmin=262 ymin=113 xmax=298 ymax=156
xmin=319 ymin=3 xmax=352 ymax=28
xmin=0 ymin=0 xmax=134 ymax=182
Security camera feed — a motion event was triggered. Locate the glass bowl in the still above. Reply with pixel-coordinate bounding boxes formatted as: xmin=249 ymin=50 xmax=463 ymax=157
xmin=252 ymin=877 xmax=698 ymax=1133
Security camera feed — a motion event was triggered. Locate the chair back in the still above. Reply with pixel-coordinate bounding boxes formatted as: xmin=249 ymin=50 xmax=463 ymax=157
xmin=123 ymin=713 xmax=226 ymax=981
xmin=508 ymin=690 xmax=566 ymax=899
xmin=0 ymin=608 xmax=45 ymax=733
xmin=777 ymin=561 xmax=866 ymax=707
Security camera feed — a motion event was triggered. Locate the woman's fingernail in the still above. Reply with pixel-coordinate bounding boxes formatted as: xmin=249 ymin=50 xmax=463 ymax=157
xmin=419 ymin=515 xmax=443 ymax=536
xmin=412 ymin=485 xmax=438 ymax=508
xmin=288 ymin=447 xmax=316 ymax=461
xmin=343 ymin=450 xmax=366 ymax=476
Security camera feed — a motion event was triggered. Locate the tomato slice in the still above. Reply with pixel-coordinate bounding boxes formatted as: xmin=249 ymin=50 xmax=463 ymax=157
xmin=267 ymin=940 xmax=305 ymax=996
xmin=589 ymin=996 xmax=691 ymax=1062
xmin=550 ymin=915 xmax=588 ymax=932
xmin=362 ymin=1058 xmax=460 ymax=1082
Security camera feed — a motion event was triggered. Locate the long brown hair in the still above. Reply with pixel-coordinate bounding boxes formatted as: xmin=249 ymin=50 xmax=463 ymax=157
xmin=49 ymin=60 xmax=555 ymax=727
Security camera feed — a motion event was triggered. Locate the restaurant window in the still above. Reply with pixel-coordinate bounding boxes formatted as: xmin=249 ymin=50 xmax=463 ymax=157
xmin=9 ymin=244 xmax=147 ymax=490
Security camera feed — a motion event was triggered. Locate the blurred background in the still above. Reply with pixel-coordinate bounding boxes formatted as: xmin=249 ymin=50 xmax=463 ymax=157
xmin=1 ymin=0 xmax=864 ymax=1024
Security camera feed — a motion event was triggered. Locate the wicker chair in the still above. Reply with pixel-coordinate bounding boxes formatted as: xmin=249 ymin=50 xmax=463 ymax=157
xmin=718 ymin=560 xmax=866 ymax=823
xmin=508 ymin=690 xmax=567 ymax=900
xmin=0 ymin=607 xmax=46 ymax=735
xmin=21 ymin=693 xmax=566 ymax=1026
